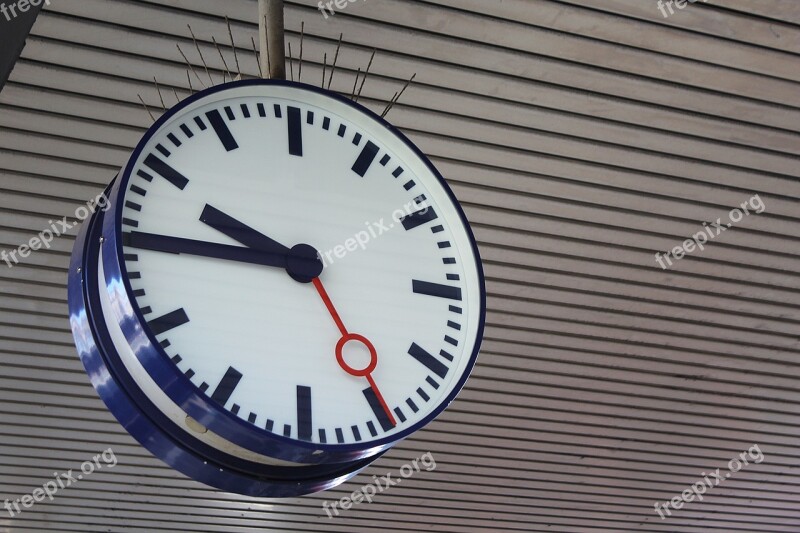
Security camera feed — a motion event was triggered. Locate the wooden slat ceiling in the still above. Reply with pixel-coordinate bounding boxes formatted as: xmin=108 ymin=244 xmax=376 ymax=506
xmin=1 ymin=0 xmax=799 ymax=531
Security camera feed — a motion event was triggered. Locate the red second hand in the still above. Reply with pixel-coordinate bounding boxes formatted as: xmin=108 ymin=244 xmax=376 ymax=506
xmin=311 ymin=277 xmax=397 ymax=427
xmin=312 ymin=277 xmax=348 ymax=337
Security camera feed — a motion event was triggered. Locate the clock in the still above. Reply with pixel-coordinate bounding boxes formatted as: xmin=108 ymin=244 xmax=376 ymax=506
xmin=68 ymin=79 xmax=486 ymax=496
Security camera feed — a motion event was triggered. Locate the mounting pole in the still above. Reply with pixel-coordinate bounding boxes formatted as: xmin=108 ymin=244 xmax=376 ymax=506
xmin=259 ymin=0 xmax=286 ymax=79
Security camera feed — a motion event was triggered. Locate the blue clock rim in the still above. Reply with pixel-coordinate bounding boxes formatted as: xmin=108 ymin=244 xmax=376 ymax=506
xmin=68 ymin=201 xmax=381 ymax=495
xmin=103 ymin=78 xmax=488 ymax=462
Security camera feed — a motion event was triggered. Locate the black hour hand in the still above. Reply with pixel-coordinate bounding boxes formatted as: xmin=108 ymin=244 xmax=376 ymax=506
xmin=200 ymin=204 xmax=289 ymax=254
xmin=199 ymin=204 xmax=323 ymax=283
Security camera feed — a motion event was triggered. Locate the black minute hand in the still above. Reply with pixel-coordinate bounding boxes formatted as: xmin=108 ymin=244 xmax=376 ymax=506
xmin=123 ymin=231 xmax=287 ymax=269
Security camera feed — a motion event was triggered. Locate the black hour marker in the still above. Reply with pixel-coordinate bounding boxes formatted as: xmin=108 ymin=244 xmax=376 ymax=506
xmin=351 ymin=425 xmax=362 ymax=441
xmin=167 ymin=133 xmax=182 ymax=147
xmin=352 ymin=133 xmax=362 ymax=145
xmin=307 ymin=110 xmax=314 ymax=124
xmin=257 ymin=103 xmax=266 ymax=117
xmin=125 ymin=201 xmax=142 ymax=212
xmin=133 ymin=289 xmax=146 ymax=298
xmin=401 ymin=207 xmax=438 ymax=231
xmin=180 ymin=124 xmax=194 ymax=138
xmin=426 ymin=376 xmax=439 ymax=389
xmin=352 ymin=141 xmax=379 ymax=177
xmin=412 ymin=280 xmax=462 ymax=301
xmin=337 ymin=124 xmax=346 ymax=137
xmin=210 ymin=366 xmax=243 ymax=407
xmin=147 ymin=308 xmax=190 ymax=336
xmin=266 ymin=419 xmax=274 ymax=432
xmin=322 ymin=116 xmax=330 ymax=130
xmin=392 ymin=166 xmax=404 ymax=178
xmin=206 ymin=109 xmax=239 ymax=152
xmin=122 ymin=218 xmax=139 ymax=228
xmin=448 ymin=320 xmax=461 ymax=330
xmin=380 ymin=154 xmax=390 ymax=166
xmin=248 ymin=412 xmax=257 ymax=423
xmin=144 ymin=154 xmax=189 ymax=190
xmin=283 ymin=424 xmax=291 ymax=437
xmin=319 ymin=429 xmax=327 ymax=443
xmin=363 ymin=387 xmax=394 ymax=431
xmin=199 ymin=382 xmax=209 ymax=392
xmin=240 ymin=104 xmax=250 ymax=118
xmin=408 ymin=343 xmax=448 ymax=379
xmin=194 ymin=116 xmax=207 ymax=130
xmin=140 ymin=306 xmax=152 ymax=315
xmin=171 ymin=354 xmax=182 ymax=364
xmin=130 ymin=185 xmax=147 ymax=196
xmin=431 ymin=225 xmax=444 ymax=233
xmin=160 ymin=339 xmax=171 ymax=349
xmin=446 ymin=274 xmax=460 ymax=281
xmin=185 ymin=369 xmax=195 ymax=379
xmin=449 ymin=305 xmax=462 ymax=314
xmin=137 ymin=169 xmax=153 ymax=182
xmin=443 ymin=258 xmax=456 ymax=264
xmin=406 ymin=398 xmax=419 ymax=413
xmin=128 ymin=271 xmax=141 ymax=279
xmin=403 ymin=180 xmax=416 ymax=190
xmin=417 ymin=387 xmax=430 ymax=402
xmin=156 ymin=143 xmax=171 ymax=157
xmin=273 ymin=104 xmax=282 ymax=118
xmin=297 ymin=385 xmax=312 ymax=441
xmin=124 ymin=253 xmax=138 ymax=261
xmin=394 ymin=407 xmax=406 ymax=423
xmin=287 ymin=106 xmax=303 ymax=157
xmin=444 ymin=335 xmax=458 ymax=346
xmin=438 ymin=241 xmax=452 ymax=249
xmin=231 ymin=404 xmax=240 ymax=415
xmin=335 ymin=427 xmax=344 ymax=443
xmin=366 ymin=421 xmax=377 ymax=437
xmin=224 ymin=106 xmax=236 ymax=120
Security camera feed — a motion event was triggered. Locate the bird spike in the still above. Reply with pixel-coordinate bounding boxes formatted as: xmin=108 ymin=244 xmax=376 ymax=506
xmin=288 ymin=42 xmax=295 ymax=82
xmin=212 ymin=36 xmax=232 ymax=82
xmin=327 ymin=33 xmax=343 ymax=90
xmin=351 ymin=68 xmax=362 ymax=100
xmin=355 ymin=48 xmax=376 ymax=103
xmin=225 ymin=16 xmax=241 ymax=79
xmin=298 ymin=21 xmax=304 ymax=82
xmin=153 ymin=76 xmax=167 ymax=111
xmin=382 ymin=73 xmax=416 ymax=117
xmin=322 ymin=52 xmax=327 ymax=89
xmin=188 ymin=24 xmax=214 ymax=85
xmin=251 ymin=36 xmax=263 ymax=78
xmin=137 ymin=94 xmax=156 ymax=123
xmin=177 ymin=44 xmax=207 ymax=88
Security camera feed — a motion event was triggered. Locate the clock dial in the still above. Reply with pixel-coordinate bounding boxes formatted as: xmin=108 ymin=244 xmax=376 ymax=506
xmin=112 ymin=82 xmax=484 ymax=451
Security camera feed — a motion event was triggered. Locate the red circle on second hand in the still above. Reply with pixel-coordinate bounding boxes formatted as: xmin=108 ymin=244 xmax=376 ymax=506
xmin=335 ymin=333 xmax=378 ymax=377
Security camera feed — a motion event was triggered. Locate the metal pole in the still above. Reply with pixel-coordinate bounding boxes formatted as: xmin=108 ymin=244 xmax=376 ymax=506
xmin=259 ymin=0 xmax=286 ymax=80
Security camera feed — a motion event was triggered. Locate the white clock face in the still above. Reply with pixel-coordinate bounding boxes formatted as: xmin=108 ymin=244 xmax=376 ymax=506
xmin=116 ymin=83 xmax=483 ymax=448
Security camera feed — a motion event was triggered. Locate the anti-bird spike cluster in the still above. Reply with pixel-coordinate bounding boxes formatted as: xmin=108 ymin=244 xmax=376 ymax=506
xmin=139 ymin=17 xmax=415 ymax=123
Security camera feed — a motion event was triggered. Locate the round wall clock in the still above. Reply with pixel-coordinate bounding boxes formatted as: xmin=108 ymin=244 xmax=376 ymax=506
xmin=68 ymin=79 xmax=486 ymax=496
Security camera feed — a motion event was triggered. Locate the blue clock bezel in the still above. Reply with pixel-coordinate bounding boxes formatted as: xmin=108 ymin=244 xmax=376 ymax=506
xmin=100 ymin=79 xmax=487 ymax=465
xmin=69 ymin=197 xmax=382 ymax=496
